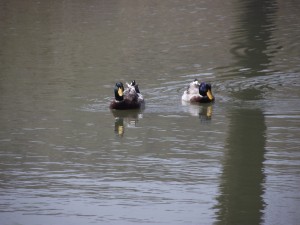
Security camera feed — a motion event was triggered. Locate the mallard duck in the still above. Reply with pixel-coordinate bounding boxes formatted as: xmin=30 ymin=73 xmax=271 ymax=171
xmin=110 ymin=80 xmax=145 ymax=110
xmin=182 ymin=79 xmax=214 ymax=103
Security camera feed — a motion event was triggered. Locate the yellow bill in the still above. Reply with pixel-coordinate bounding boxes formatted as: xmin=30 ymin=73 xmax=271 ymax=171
xmin=207 ymin=89 xmax=213 ymax=100
xmin=118 ymin=87 xmax=123 ymax=97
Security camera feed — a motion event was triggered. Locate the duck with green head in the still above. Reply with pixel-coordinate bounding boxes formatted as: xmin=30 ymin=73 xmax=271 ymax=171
xmin=182 ymin=79 xmax=215 ymax=103
xmin=110 ymin=80 xmax=145 ymax=110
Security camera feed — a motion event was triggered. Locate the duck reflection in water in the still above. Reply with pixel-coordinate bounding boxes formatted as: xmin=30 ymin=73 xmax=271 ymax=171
xmin=199 ymin=104 xmax=213 ymax=121
xmin=182 ymin=100 xmax=213 ymax=122
xmin=111 ymin=109 xmax=143 ymax=137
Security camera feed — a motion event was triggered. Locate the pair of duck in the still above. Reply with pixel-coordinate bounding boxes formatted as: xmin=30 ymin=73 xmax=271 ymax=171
xmin=110 ymin=79 xmax=214 ymax=110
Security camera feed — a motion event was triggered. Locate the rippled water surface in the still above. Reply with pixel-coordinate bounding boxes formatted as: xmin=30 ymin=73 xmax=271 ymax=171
xmin=1 ymin=0 xmax=300 ymax=224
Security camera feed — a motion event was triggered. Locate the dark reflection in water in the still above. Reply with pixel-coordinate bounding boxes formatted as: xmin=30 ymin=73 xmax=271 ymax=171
xmin=111 ymin=109 xmax=143 ymax=137
xmin=215 ymin=109 xmax=266 ymax=224
xmin=223 ymin=0 xmax=279 ymax=86
xmin=230 ymin=0 xmax=278 ymax=72
xmin=215 ymin=0 xmax=277 ymax=224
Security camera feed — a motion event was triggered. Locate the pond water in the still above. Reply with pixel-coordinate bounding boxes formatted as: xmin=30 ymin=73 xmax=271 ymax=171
xmin=0 ymin=0 xmax=300 ymax=224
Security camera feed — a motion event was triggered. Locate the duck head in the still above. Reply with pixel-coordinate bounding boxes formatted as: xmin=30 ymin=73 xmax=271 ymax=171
xmin=114 ymin=82 xmax=124 ymax=101
xmin=199 ymin=82 xmax=214 ymax=101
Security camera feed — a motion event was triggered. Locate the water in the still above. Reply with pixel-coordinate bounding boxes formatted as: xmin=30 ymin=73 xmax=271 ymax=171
xmin=1 ymin=0 xmax=300 ymax=224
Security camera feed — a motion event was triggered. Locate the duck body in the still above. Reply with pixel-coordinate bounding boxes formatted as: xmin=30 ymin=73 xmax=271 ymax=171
xmin=182 ymin=79 xmax=215 ymax=103
xmin=110 ymin=80 xmax=145 ymax=110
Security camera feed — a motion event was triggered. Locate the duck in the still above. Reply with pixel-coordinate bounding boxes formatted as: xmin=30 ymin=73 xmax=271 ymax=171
xmin=182 ymin=79 xmax=215 ymax=103
xmin=110 ymin=80 xmax=145 ymax=110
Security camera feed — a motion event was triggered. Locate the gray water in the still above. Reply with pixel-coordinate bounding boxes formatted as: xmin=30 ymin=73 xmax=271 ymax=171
xmin=1 ymin=0 xmax=300 ymax=224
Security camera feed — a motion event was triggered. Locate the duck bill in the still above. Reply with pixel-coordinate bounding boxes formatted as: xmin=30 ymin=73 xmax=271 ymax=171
xmin=207 ymin=89 xmax=213 ymax=100
xmin=118 ymin=87 xmax=123 ymax=97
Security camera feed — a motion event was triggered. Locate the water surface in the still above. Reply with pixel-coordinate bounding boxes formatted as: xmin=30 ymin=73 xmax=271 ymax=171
xmin=0 ymin=0 xmax=300 ymax=224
